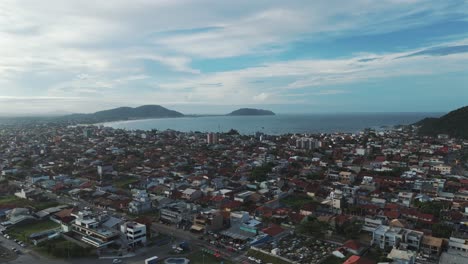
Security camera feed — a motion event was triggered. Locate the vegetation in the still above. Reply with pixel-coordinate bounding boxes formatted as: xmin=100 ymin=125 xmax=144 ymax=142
xmin=227 ymin=108 xmax=275 ymax=116
xmin=297 ymin=216 xmax=330 ymax=238
xmin=114 ymin=176 xmax=140 ymax=189
xmin=416 ymin=105 xmax=468 ymax=139
xmin=59 ymin=105 xmax=184 ymax=123
xmin=251 ymin=163 xmax=274 ymax=182
xmin=322 ymin=255 xmax=345 ymax=264
xmin=281 ymin=195 xmax=317 ymax=211
xmin=414 ymin=200 xmax=446 ymax=218
xmin=431 ymin=223 xmax=454 ymax=238
xmin=189 ymin=250 xmax=234 ymax=264
xmin=37 ymin=237 xmax=95 ymax=258
xmin=0 ymin=195 xmax=61 ymax=211
xmin=8 ymin=220 xmax=60 ymax=241
xmin=336 ymin=221 xmax=363 ymax=240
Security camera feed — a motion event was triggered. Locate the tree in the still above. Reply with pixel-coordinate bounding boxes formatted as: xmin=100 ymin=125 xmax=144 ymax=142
xmin=226 ymin=129 xmax=240 ymax=135
xmin=432 ymin=223 xmax=453 ymax=238
xmin=297 ymin=217 xmax=329 ymax=238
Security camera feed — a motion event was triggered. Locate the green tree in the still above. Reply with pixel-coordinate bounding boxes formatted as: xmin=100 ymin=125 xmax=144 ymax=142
xmin=432 ymin=223 xmax=453 ymax=238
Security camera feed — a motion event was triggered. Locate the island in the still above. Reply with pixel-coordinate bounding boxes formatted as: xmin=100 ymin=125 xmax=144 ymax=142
xmin=60 ymin=105 xmax=184 ymax=123
xmin=227 ymin=108 xmax=275 ymax=116
xmin=416 ymin=105 xmax=468 ymax=139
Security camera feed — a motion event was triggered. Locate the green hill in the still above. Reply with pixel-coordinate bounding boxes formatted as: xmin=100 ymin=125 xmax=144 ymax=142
xmin=416 ymin=106 xmax=468 ymax=139
xmin=61 ymin=105 xmax=184 ymax=123
xmin=227 ymin=108 xmax=275 ymax=116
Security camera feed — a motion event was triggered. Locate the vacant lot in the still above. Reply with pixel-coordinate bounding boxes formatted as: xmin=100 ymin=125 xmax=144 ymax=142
xmin=0 ymin=196 xmax=60 ymax=211
xmin=7 ymin=220 xmax=60 ymax=241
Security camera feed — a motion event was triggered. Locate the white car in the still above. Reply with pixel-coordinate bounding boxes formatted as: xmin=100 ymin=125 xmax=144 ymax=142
xmin=112 ymin=259 xmax=122 ymax=264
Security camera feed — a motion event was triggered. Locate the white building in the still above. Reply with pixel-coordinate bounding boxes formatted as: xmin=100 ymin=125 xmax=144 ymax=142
xmin=121 ymin=221 xmax=147 ymax=247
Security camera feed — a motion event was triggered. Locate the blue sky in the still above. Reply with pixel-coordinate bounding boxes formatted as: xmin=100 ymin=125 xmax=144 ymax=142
xmin=0 ymin=0 xmax=467 ymax=114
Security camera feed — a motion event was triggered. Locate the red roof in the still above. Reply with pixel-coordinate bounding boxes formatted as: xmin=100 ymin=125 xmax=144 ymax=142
xmin=344 ymin=255 xmax=375 ymax=264
xmin=343 ymin=240 xmax=362 ymax=251
xmin=262 ymin=224 xmax=285 ymax=237
xmin=384 ymin=211 xmax=400 ymax=219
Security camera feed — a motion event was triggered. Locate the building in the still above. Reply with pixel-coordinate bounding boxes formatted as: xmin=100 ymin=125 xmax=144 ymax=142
xmin=432 ymin=164 xmax=452 ymax=175
xmin=121 ymin=221 xmax=147 ymax=247
xmin=420 ymin=235 xmax=443 ymax=256
xmin=371 ymin=225 xmax=423 ymax=251
xmin=387 ymin=248 xmax=416 ymax=264
xmin=448 ymin=232 xmax=468 ymax=257
xmin=190 ymin=210 xmax=224 ymax=233
xmin=71 ymin=210 xmax=120 ymax=248
xmin=207 ymin=133 xmax=219 ymax=144
xmin=296 ymin=138 xmax=321 ymax=150
xmin=128 ymin=190 xmax=152 ymax=214
xmin=181 ymin=188 xmax=202 ymax=201
xmin=160 ymin=202 xmax=196 ymax=224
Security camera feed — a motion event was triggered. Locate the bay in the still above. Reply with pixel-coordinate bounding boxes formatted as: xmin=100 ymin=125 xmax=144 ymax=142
xmin=103 ymin=112 xmax=442 ymax=135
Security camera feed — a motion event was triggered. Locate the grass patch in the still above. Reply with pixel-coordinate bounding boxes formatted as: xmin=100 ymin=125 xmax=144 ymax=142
xmin=281 ymin=195 xmax=317 ymax=210
xmin=0 ymin=195 xmax=32 ymax=207
xmin=0 ymin=195 xmax=61 ymax=211
xmin=114 ymin=176 xmax=140 ymax=189
xmin=322 ymin=255 xmax=344 ymax=264
xmin=188 ymin=250 xmax=234 ymax=264
xmin=36 ymin=237 xmax=95 ymax=258
xmin=8 ymin=220 xmax=60 ymax=241
xmin=247 ymin=249 xmax=291 ymax=264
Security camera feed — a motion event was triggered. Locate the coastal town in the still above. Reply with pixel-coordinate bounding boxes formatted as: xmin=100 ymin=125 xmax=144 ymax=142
xmin=0 ymin=122 xmax=467 ymax=264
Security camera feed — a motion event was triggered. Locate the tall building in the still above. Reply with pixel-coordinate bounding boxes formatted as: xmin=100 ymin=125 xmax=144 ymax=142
xmin=207 ymin=133 xmax=219 ymax=144
xmin=296 ymin=137 xmax=321 ymax=150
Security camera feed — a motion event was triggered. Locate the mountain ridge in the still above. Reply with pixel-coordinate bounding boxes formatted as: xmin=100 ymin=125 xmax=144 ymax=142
xmin=60 ymin=105 xmax=184 ymax=123
xmin=416 ymin=106 xmax=468 ymax=139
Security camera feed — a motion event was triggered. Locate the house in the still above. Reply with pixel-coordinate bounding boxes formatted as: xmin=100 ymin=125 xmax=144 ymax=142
xmin=182 ymin=188 xmax=202 ymax=201
xmin=342 ymin=240 xmax=367 ymax=256
xmin=387 ymin=248 xmax=416 ymax=264
xmin=421 ymin=235 xmax=443 ymax=256
xmin=128 ymin=190 xmax=152 ymax=214
xmin=398 ymin=192 xmax=414 ymax=207
xmin=261 ymin=224 xmax=288 ymax=241
xmin=371 ymin=225 xmax=423 ymax=251
xmin=448 ymin=233 xmax=468 ymax=257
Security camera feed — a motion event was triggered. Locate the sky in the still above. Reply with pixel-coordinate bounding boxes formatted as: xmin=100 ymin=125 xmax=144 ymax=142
xmin=1 ymin=0 xmax=468 ymax=115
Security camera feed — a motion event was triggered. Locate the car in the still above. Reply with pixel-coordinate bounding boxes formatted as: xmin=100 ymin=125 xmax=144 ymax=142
xmin=112 ymin=259 xmax=122 ymax=263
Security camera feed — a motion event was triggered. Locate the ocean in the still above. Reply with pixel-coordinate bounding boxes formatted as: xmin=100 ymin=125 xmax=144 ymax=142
xmin=103 ymin=113 xmax=441 ymax=135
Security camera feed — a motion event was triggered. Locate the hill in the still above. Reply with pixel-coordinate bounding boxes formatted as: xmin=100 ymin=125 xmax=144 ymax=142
xmin=61 ymin=105 xmax=184 ymax=123
xmin=227 ymin=108 xmax=275 ymax=116
xmin=416 ymin=106 xmax=468 ymax=139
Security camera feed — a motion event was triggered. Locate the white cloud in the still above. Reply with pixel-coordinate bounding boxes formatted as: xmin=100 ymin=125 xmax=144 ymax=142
xmin=0 ymin=0 xmax=467 ymax=113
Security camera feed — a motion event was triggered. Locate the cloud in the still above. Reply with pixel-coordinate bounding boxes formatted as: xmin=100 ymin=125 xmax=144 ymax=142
xmin=397 ymin=44 xmax=468 ymax=58
xmin=0 ymin=0 xmax=467 ymax=113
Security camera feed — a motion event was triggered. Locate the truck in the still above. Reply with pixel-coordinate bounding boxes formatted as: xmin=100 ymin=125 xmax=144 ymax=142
xmin=145 ymin=256 xmax=159 ymax=264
